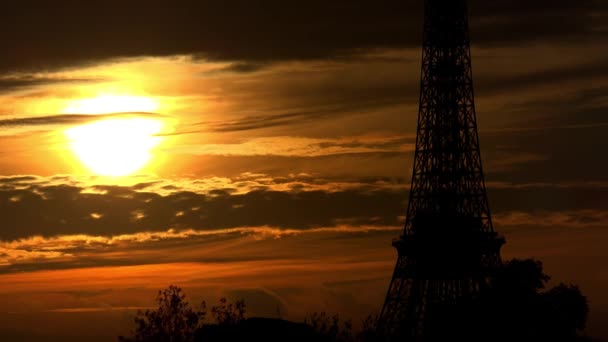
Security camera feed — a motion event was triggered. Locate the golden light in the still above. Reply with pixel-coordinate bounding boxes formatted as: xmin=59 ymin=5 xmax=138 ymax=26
xmin=65 ymin=118 xmax=164 ymax=177
xmin=62 ymin=95 xmax=160 ymax=114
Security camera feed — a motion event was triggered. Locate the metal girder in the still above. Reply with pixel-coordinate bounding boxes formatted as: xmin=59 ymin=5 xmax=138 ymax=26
xmin=376 ymin=1 xmax=505 ymax=340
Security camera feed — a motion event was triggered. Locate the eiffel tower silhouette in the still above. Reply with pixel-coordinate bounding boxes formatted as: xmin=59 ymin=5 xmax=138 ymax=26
xmin=376 ymin=0 xmax=505 ymax=340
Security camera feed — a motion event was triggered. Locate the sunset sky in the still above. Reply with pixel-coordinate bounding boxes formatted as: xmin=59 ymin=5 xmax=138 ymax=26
xmin=1 ymin=1 xmax=607 ymax=340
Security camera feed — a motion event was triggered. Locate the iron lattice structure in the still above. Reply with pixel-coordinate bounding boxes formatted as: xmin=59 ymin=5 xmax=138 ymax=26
xmin=376 ymin=0 xmax=504 ymax=340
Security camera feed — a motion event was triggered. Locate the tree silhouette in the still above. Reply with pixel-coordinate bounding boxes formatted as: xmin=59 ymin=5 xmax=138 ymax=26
xmin=421 ymin=258 xmax=590 ymax=342
xmin=487 ymin=259 xmax=589 ymax=341
xmin=356 ymin=314 xmax=380 ymax=342
xmin=120 ymin=261 xmax=590 ymax=341
xmin=119 ymin=286 xmax=250 ymax=342
xmin=211 ymin=297 xmax=246 ymax=325
xmin=544 ymin=283 xmax=589 ymax=339
xmin=119 ymin=285 xmax=206 ymax=342
xmin=304 ymin=312 xmax=353 ymax=342
xmin=494 ymin=258 xmax=550 ymax=292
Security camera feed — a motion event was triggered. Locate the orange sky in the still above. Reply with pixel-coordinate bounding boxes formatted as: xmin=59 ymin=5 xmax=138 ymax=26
xmin=0 ymin=0 xmax=607 ymax=340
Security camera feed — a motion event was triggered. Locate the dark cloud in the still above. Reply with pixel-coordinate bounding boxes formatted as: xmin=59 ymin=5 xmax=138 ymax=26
xmin=482 ymin=124 xmax=608 ymax=183
xmin=203 ymin=98 xmax=410 ymax=133
xmin=469 ymin=1 xmax=601 ymax=45
xmin=477 ymin=59 xmax=608 ymax=98
xmin=0 ymin=182 xmax=406 ymax=240
xmin=172 ymin=118 xmax=607 ymax=184
xmin=204 ymin=62 xmax=270 ymax=75
xmin=0 ymin=0 xmax=602 ymax=73
xmin=0 ymin=174 xmax=606 ymax=241
xmin=175 ymin=54 xmax=608 ymax=135
xmin=0 ymin=76 xmax=101 ymax=94
xmin=315 ymin=137 xmax=411 ymax=151
xmin=0 ymin=112 xmax=164 ymax=129
xmin=0 ymin=175 xmax=37 ymax=183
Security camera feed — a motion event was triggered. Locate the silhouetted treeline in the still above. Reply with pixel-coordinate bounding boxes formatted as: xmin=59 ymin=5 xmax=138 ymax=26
xmin=419 ymin=259 xmax=590 ymax=342
xmin=118 ymin=285 xmax=248 ymax=342
xmin=119 ymin=259 xmax=592 ymax=342
xmin=301 ymin=259 xmax=591 ymax=342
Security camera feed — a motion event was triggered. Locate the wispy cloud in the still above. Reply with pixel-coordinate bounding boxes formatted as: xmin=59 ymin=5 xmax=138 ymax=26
xmin=169 ymin=136 xmax=413 ymax=157
xmin=0 ymin=75 xmax=102 ymax=94
xmin=494 ymin=210 xmax=608 ymax=231
xmin=0 ymin=0 xmax=603 ymax=73
xmin=0 ymin=224 xmax=400 ymax=269
xmin=198 ymin=99 xmax=411 ymax=133
xmin=0 ymin=173 xmax=606 ymax=242
xmin=0 ymin=112 xmax=165 ymax=136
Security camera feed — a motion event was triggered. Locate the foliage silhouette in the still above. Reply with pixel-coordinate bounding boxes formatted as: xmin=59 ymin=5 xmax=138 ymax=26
xmin=194 ymin=317 xmax=323 ymax=342
xmin=543 ymin=283 xmax=589 ymax=339
xmin=118 ymin=285 xmax=207 ymax=342
xmin=121 ymin=260 xmax=591 ymax=341
xmin=356 ymin=314 xmax=380 ymax=342
xmin=211 ymin=297 xmax=246 ymax=325
xmin=304 ymin=312 xmax=381 ymax=342
xmin=418 ymin=258 xmax=590 ymax=342
xmin=486 ymin=259 xmax=588 ymax=341
xmin=118 ymin=285 xmax=248 ymax=342
xmin=304 ymin=312 xmax=353 ymax=342
xmin=303 ymin=259 xmax=589 ymax=342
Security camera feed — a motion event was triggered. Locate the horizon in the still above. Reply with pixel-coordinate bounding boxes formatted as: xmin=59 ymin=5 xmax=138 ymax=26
xmin=0 ymin=1 xmax=606 ymax=340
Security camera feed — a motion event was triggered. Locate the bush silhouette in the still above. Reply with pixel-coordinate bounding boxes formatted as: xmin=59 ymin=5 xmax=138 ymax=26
xmin=119 ymin=285 xmax=248 ymax=342
xmin=304 ymin=312 xmax=353 ymax=342
xmin=486 ymin=259 xmax=589 ymax=341
xmin=304 ymin=312 xmax=380 ymax=342
xmin=119 ymin=285 xmax=207 ymax=342
xmin=120 ymin=260 xmax=591 ymax=341
xmin=211 ymin=297 xmax=246 ymax=325
xmin=421 ymin=258 xmax=589 ymax=342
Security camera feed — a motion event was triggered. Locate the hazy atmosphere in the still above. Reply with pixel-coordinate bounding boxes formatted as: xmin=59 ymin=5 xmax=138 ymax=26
xmin=0 ymin=1 xmax=606 ymax=340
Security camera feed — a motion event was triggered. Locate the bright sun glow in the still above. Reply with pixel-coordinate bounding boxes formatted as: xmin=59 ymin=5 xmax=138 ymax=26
xmin=65 ymin=118 xmax=164 ymax=176
xmin=62 ymin=95 xmax=160 ymax=114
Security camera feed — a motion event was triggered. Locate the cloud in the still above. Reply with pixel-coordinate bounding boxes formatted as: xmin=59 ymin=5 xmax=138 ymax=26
xmin=0 ymin=225 xmax=400 ymax=331
xmin=0 ymin=173 xmax=605 ymax=293
xmin=0 ymin=173 xmax=605 ymax=339
xmin=170 ymin=136 xmax=412 ymax=157
xmin=482 ymin=123 xmax=608 ymax=183
xmin=0 ymin=75 xmax=102 ymax=94
xmin=0 ymin=0 xmax=602 ymax=73
xmin=477 ymin=58 xmax=608 ymax=98
xmin=0 ymin=225 xmax=400 ymax=273
xmin=0 ymin=180 xmax=408 ymax=240
xmin=45 ymin=306 xmax=151 ymax=313
xmin=0 ymin=112 xmax=165 ymax=136
xmin=0 ymin=113 xmax=152 ymax=127
xmin=0 ymin=226 xmax=398 ymax=341
xmin=200 ymin=99 xmax=412 ymax=133
xmin=494 ymin=210 xmax=608 ymax=232
xmin=0 ymin=173 xmax=606 ymax=243
xmin=203 ymin=62 xmax=270 ymax=75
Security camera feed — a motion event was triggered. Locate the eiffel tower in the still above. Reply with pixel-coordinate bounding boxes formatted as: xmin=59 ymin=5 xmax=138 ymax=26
xmin=376 ymin=0 xmax=504 ymax=340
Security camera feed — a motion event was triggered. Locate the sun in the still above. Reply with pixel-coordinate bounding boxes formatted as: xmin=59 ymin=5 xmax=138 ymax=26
xmin=61 ymin=94 xmax=167 ymax=177
xmin=65 ymin=118 xmax=164 ymax=177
